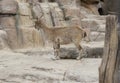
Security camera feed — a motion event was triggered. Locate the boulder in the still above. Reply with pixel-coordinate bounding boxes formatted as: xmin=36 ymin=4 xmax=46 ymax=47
xmin=0 ymin=0 xmax=18 ymax=14
xmin=81 ymin=19 xmax=99 ymax=31
xmin=64 ymin=59 xmax=101 ymax=82
xmin=90 ymin=32 xmax=105 ymax=41
xmin=18 ymin=3 xmax=34 ymax=27
xmin=80 ymin=6 xmax=95 ymax=16
xmin=33 ymin=3 xmax=67 ymax=27
xmin=62 ymin=6 xmax=82 ymax=26
xmin=38 ymin=3 xmax=54 ymax=27
xmin=49 ymin=3 xmax=67 ymax=26
xmin=0 ymin=29 xmax=42 ymax=50
xmin=5 ymin=29 xmax=19 ymax=49
xmin=15 ymin=0 xmax=24 ymax=2
xmin=19 ymin=15 xmax=34 ymax=27
xmin=81 ymin=0 xmax=100 ymax=4
xmin=82 ymin=41 xmax=104 ymax=58
xmin=63 ymin=7 xmax=80 ymax=19
xmin=18 ymin=27 xmax=44 ymax=48
xmin=97 ymin=24 xmax=105 ymax=32
xmin=18 ymin=3 xmax=32 ymax=16
xmin=57 ymin=41 xmax=104 ymax=59
xmin=81 ymin=15 xmax=106 ymax=28
xmin=0 ymin=25 xmax=4 ymax=30
xmin=70 ymin=17 xmax=81 ymax=26
xmin=0 ymin=30 xmax=8 ymax=49
xmin=59 ymin=47 xmax=79 ymax=59
xmin=57 ymin=0 xmax=78 ymax=6
xmin=0 ymin=16 xmax=16 ymax=29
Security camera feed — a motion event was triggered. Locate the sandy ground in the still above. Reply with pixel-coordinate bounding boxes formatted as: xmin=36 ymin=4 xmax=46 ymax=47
xmin=0 ymin=47 xmax=102 ymax=83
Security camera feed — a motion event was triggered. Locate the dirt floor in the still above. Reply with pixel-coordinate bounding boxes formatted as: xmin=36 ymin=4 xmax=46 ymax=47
xmin=0 ymin=46 xmax=101 ymax=83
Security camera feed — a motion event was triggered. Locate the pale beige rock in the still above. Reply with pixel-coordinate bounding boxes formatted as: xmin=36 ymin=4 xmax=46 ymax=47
xmin=57 ymin=0 xmax=78 ymax=6
xmin=0 ymin=16 xmax=16 ymax=29
xmin=0 ymin=25 xmax=3 ymax=30
xmin=19 ymin=27 xmax=44 ymax=48
xmin=49 ymin=3 xmax=67 ymax=26
xmin=97 ymin=25 xmax=105 ymax=32
xmin=33 ymin=3 xmax=66 ymax=27
xmin=19 ymin=15 xmax=34 ymax=27
xmin=81 ymin=0 xmax=100 ymax=4
xmin=63 ymin=7 xmax=80 ymax=18
xmin=32 ymin=3 xmax=43 ymax=19
xmin=70 ymin=17 xmax=81 ymax=26
xmin=0 ymin=50 xmax=101 ymax=83
xmin=0 ymin=30 xmax=9 ymax=49
xmin=5 ymin=29 xmax=19 ymax=49
xmin=81 ymin=15 xmax=106 ymax=42
xmin=0 ymin=0 xmax=106 ymax=50
xmin=81 ymin=19 xmax=99 ymax=30
xmin=18 ymin=3 xmax=32 ymax=16
xmin=0 ymin=0 xmax=18 ymax=14
xmin=65 ymin=59 xmax=101 ymax=82
xmin=39 ymin=3 xmax=54 ymax=27
xmin=15 ymin=0 xmax=28 ymax=3
xmin=18 ymin=3 xmax=34 ymax=27
xmin=90 ymin=32 xmax=105 ymax=41
xmin=0 ymin=27 xmax=44 ymax=49
xmin=81 ymin=16 xmax=105 ymax=28
xmin=64 ymin=7 xmax=82 ymax=26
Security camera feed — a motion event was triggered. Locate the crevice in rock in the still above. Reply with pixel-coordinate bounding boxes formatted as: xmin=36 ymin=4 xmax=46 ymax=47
xmin=0 ymin=13 xmax=16 ymax=16
xmin=49 ymin=6 xmax=56 ymax=26
xmin=63 ymin=71 xmax=67 ymax=81
xmin=48 ymin=0 xmax=56 ymax=2
xmin=38 ymin=0 xmax=43 ymax=2
xmin=98 ymin=7 xmax=104 ymax=15
xmin=0 ymin=78 xmax=20 ymax=83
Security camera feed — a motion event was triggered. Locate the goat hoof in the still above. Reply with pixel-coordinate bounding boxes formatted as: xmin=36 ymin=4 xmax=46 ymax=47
xmin=51 ymin=56 xmax=60 ymax=60
xmin=51 ymin=57 xmax=57 ymax=60
xmin=56 ymin=56 xmax=60 ymax=60
xmin=76 ymin=56 xmax=82 ymax=60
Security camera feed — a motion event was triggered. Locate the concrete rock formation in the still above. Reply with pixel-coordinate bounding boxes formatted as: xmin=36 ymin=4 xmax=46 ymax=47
xmin=0 ymin=0 xmax=106 ymax=82
xmin=0 ymin=0 xmax=18 ymax=14
xmin=0 ymin=0 xmax=105 ymax=51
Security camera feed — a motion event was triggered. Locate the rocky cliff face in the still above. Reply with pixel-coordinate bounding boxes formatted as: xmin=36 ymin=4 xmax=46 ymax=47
xmin=0 ymin=1 xmax=105 ymax=83
xmin=0 ymin=0 xmax=105 ymax=50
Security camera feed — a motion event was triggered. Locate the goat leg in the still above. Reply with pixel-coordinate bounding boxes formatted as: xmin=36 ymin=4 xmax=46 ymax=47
xmin=53 ymin=39 xmax=60 ymax=60
xmin=54 ymin=49 xmax=60 ymax=60
xmin=75 ymin=44 xmax=83 ymax=60
xmin=77 ymin=49 xmax=84 ymax=60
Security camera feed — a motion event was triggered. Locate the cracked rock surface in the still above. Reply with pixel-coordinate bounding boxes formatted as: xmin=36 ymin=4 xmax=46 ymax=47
xmin=0 ymin=48 xmax=101 ymax=83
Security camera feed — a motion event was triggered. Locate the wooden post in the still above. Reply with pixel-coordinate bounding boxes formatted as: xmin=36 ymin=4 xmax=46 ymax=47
xmin=99 ymin=15 xmax=119 ymax=83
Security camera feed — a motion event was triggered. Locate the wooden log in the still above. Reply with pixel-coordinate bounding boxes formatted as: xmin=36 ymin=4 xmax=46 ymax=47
xmin=99 ymin=15 xmax=119 ymax=83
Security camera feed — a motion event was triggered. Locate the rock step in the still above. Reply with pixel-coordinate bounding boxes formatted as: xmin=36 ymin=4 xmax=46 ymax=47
xmin=0 ymin=50 xmax=101 ymax=83
xmin=82 ymin=41 xmax=104 ymax=58
xmin=58 ymin=41 xmax=104 ymax=59
xmin=82 ymin=16 xmax=106 ymax=31
xmin=90 ymin=31 xmax=105 ymax=42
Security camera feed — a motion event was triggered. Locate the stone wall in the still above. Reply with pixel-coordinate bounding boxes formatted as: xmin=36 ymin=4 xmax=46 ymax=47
xmin=0 ymin=0 xmax=106 ymax=49
xmin=0 ymin=0 xmax=44 ymax=49
xmin=0 ymin=0 xmax=18 ymax=49
xmin=18 ymin=2 xmax=44 ymax=48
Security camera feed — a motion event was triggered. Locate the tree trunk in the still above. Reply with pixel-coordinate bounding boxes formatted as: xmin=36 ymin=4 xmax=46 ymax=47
xmin=99 ymin=15 xmax=119 ymax=83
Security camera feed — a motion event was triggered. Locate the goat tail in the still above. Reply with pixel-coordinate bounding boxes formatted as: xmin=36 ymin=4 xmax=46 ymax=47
xmin=83 ymin=31 xmax=87 ymax=38
xmin=83 ymin=28 xmax=91 ymax=42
